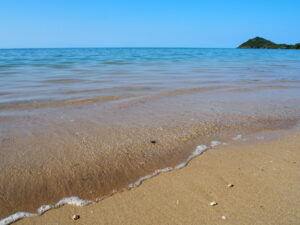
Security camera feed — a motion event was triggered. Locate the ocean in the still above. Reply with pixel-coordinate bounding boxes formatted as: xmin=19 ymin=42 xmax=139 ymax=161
xmin=1 ymin=48 xmax=300 ymax=223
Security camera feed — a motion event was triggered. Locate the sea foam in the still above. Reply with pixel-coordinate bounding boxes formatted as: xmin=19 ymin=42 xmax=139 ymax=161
xmin=232 ymin=134 xmax=242 ymax=140
xmin=37 ymin=205 xmax=54 ymax=214
xmin=0 ymin=197 xmax=92 ymax=225
xmin=0 ymin=144 xmax=209 ymax=225
xmin=210 ymin=140 xmax=222 ymax=147
xmin=56 ymin=197 xmax=92 ymax=207
xmin=0 ymin=212 xmax=36 ymax=225
xmin=128 ymin=144 xmax=207 ymax=188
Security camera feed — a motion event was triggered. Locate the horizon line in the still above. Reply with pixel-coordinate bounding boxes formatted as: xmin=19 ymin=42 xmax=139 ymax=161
xmin=0 ymin=46 xmax=236 ymax=50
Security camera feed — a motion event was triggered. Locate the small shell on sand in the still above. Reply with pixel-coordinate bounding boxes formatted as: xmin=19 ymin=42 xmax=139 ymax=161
xmin=227 ymin=183 xmax=234 ymax=188
xmin=221 ymin=216 xmax=226 ymax=220
xmin=72 ymin=215 xmax=80 ymax=220
xmin=210 ymin=201 xmax=218 ymax=206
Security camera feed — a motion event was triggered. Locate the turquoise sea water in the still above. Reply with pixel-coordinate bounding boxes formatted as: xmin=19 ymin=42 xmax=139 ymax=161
xmin=1 ymin=48 xmax=300 ymax=223
xmin=0 ymin=48 xmax=300 ymax=111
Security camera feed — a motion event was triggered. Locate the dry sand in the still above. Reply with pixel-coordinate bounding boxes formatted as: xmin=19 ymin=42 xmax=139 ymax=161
xmin=15 ymin=131 xmax=300 ymax=225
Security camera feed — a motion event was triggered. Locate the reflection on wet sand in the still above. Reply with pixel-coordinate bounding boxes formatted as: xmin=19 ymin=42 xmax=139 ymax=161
xmin=1 ymin=48 xmax=300 ymax=221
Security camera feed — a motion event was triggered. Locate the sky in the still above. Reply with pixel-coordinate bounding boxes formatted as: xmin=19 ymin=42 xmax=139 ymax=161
xmin=0 ymin=0 xmax=299 ymax=48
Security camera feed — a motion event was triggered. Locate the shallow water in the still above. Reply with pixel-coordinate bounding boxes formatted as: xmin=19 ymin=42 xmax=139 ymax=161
xmin=0 ymin=48 xmax=300 ymax=221
xmin=1 ymin=48 xmax=300 ymax=111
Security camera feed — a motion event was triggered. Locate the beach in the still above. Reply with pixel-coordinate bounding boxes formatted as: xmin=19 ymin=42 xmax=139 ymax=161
xmin=13 ymin=129 xmax=300 ymax=225
xmin=1 ymin=48 xmax=300 ymax=224
xmin=1 ymin=0 xmax=300 ymax=223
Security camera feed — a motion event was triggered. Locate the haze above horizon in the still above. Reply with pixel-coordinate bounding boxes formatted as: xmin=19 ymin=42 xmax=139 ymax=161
xmin=0 ymin=0 xmax=299 ymax=49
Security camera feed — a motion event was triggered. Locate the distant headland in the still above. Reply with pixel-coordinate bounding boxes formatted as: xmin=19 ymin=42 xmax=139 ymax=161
xmin=238 ymin=37 xmax=300 ymax=49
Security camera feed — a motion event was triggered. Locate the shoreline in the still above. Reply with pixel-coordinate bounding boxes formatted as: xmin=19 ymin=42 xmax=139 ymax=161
xmin=2 ymin=111 xmax=296 ymax=220
xmin=0 ymin=140 xmax=214 ymax=225
xmin=2 ymin=128 xmax=299 ymax=225
xmin=1 ymin=47 xmax=300 ymax=220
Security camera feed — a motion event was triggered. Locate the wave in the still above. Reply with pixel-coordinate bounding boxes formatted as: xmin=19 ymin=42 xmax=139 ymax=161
xmin=119 ymin=85 xmax=231 ymax=108
xmin=227 ymin=85 xmax=299 ymax=92
xmin=0 ymin=139 xmax=227 ymax=225
xmin=0 ymin=197 xmax=92 ymax=225
xmin=0 ymin=94 xmax=138 ymax=111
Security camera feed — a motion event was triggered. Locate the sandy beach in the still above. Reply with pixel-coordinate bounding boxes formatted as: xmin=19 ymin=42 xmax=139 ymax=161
xmin=13 ymin=130 xmax=300 ymax=225
xmin=1 ymin=1 xmax=300 ymax=224
xmin=1 ymin=48 xmax=300 ymax=221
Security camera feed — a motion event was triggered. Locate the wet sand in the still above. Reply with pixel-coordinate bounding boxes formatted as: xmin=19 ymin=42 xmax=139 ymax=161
xmin=14 ymin=130 xmax=300 ymax=225
xmin=1 ymin=48 xmax=300 ymax=223
xmin=1 ymin=82 xmax=298 ymax=220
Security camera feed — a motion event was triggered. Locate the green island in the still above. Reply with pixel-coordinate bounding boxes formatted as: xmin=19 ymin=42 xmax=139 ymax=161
xmin=238 ymin=37 xmax=300 ymax=49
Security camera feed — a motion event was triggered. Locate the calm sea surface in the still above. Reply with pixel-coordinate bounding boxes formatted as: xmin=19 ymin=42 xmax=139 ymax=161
xmin=1 ymin=48 xmax=300 ymax=223
xmin=1 ymin=48 xmax=300 ymax=111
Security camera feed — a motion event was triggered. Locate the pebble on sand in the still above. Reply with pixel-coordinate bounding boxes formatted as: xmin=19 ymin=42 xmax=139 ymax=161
xmin=72 ymin=215 xmax=80 ymax=220
xmin=227 ymin=183 xmax=234 ymax=188
xmin=210 ymin=201 xmax=218 ymax=206
xmin=221 ymin=216 xmax=226 ymax=220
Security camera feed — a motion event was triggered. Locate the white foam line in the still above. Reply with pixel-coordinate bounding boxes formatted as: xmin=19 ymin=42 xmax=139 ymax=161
xmin=37 ymin=205 xmax=54 ymax=214
xmin=232 ymin=134 xmax=242 ymax=140
xmin=0 ymin=197 xmax=92 ymax=225
xmin=210 ymin=140 xmax=222 ymax=147
xmin=128 ymin=144 xmax=208 ymax=188
xmin=0 ymin=144 xmax=210 ymax=225
xmin=56 ymin=197 xmax=92 ymax=207
xmin=0 ymin=213 xmax=37 ymax=225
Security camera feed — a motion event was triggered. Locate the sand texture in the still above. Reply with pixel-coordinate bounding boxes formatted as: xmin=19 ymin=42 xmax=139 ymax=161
xmin=14 ymin=131 xmax=300 ymax=225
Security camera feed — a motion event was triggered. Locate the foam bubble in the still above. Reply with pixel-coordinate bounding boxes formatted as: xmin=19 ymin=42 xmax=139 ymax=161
xmin=232 ymin=134 xmax=242 ymax=140
xmin=0 ymin=212 xmax=36 ymax=225
xmin=210 ymin=141 xmax=222 ymax=147
xmin=37 ymin=205 xmax=54 ymax=214
xmin=190 ymin=145 xmax=208 ymax=158
xmin=174 ymin=162 xmax=187 ymax=169
xmin=56 ymin=197 xmax=92 ymax=207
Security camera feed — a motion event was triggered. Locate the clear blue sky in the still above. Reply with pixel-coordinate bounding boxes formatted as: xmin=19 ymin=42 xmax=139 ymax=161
xmin=0 ymin=0 xmax=299 ymax=48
